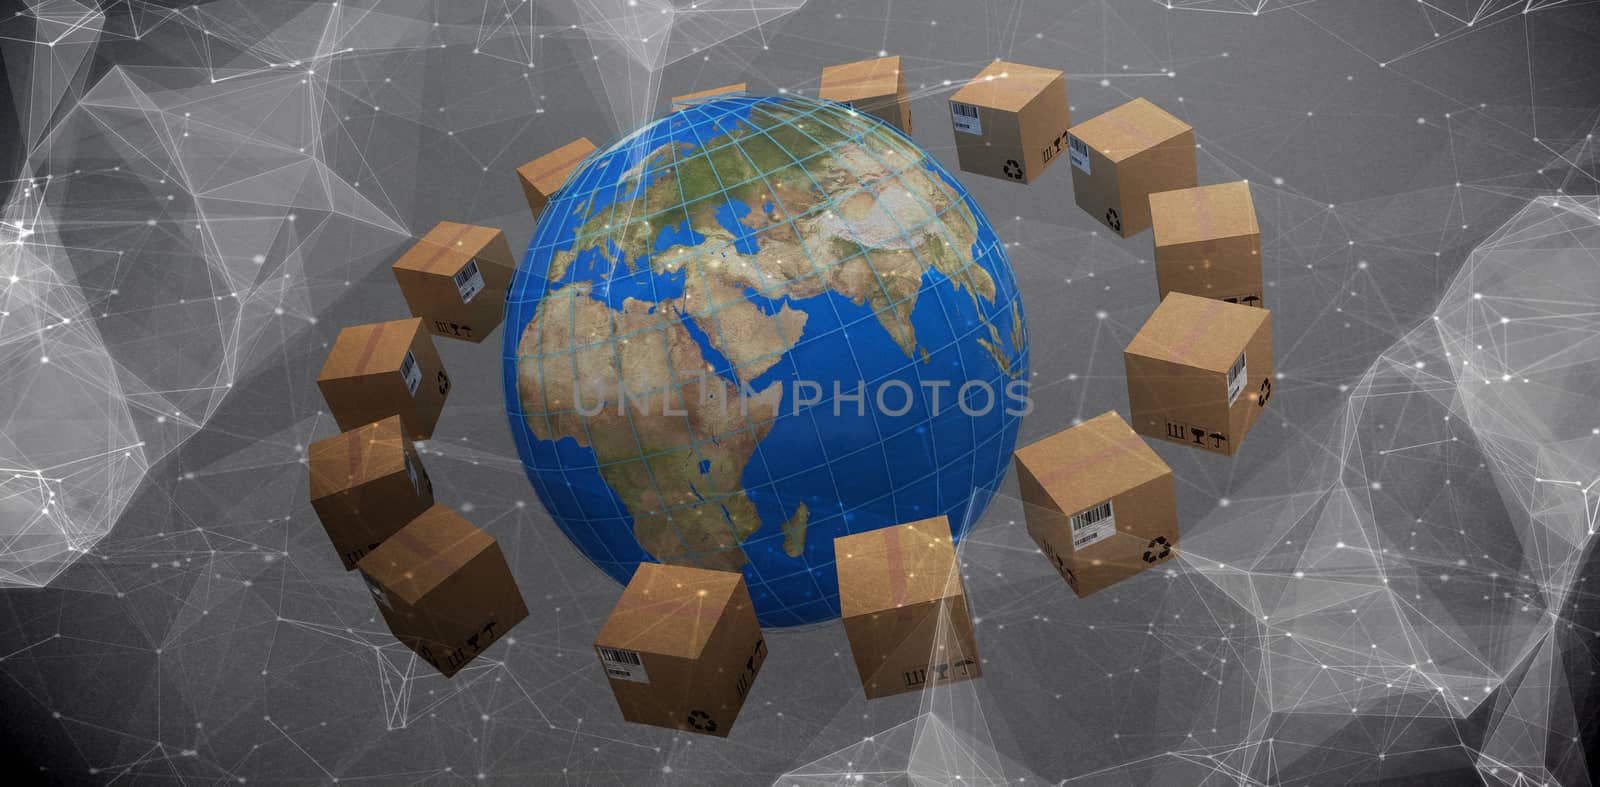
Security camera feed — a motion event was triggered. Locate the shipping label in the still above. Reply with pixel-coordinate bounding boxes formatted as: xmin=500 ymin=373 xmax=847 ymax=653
xmin=1069 ymin=500 xmax=1116 ymax=550
xmin=1068 ymin=134 xmax=1092 ymax=174
xmin=1227 ymin=351 xmax=1248 ymax=407
xmin=950 ymin=102 xmax=982 ymax=136
xmin=597 ymin=646 xmax=650 ymax=684
xmin=400 ymin=350 xmax=422 ymax=397
xmin=454 ymin=259 xmax=485 ymax=303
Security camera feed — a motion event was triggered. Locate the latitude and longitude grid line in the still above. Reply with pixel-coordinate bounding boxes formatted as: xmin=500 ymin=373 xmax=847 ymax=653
xmin=580 ymin=100 xmax=713 ymax=567
xmin=806 ymin=98 xmax=1026 ymax=538
xmin=629 ymin=95 xmax=803 ymax=572
xmin=520 ymin=105 xmax=897 ymax=455
xmin=515 ymin=146 xmax=643 ymax=571
xmin=572 ymin=96 xmax=796 ymax=571
xmin=780 ymin=101 xmax=991 ymax=554
xmin=683 ymin=97 xmax=932 ymax=614
xmin=661 ymin=98 xmax=861 ymax=611
xmin=738 ymin=96 xmax=1025 ymax=544
xmin=724 ymin=96 xmax=1017 ymax=616
xmin=513 ymin=97 xmax=847 ymax=579
xmin=508 ymin=94 xmax=1025 ymax=622
xmin=637 ymin=101 xmax=1007 ymax=517
xmin=647 ymin=95 xmax=865 ymax=608
xmin=653 ymin=97 xmax=838 ymax=589
xmin=511 ymin=118 xmax=736 ymax=571
xmin=525 ymin=99 xmax=1016 ymax=449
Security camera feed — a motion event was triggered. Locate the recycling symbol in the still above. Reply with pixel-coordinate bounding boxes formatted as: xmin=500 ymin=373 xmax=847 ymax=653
xmin=1258 ymin=378 xmax=1273 ymax=407
xmin=1105 ymin=208 xmax=1122 ymax=233
xmin=687 ymin=709 xmax=718 ymax=733
xmin=1143 ymin=536 xmax=1172 ymax=563
xmin=1003 ymin=159 xmax=1024 ymax=181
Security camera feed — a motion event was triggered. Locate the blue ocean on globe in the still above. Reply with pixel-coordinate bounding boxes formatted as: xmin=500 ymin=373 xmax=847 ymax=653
xmin=502 ymin=94 xmax=1029 ymax=626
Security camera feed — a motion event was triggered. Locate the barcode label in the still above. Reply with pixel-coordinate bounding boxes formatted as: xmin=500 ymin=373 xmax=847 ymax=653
xmin=598 ymin=647 xmax=640 ymax=665
xmin=950 ymin=102 xmax=982 ymax=136
xmin=1069 ymin=500 xmax=1116 ymax=550
xmin=400 ymin=350 xmax=422 ymax=397
xmin=1227 ymin=351 xmax=1248 ymax=406
xmin=1068 ymin=135 xmax=1091 ymax=174
xmin=453 ymin=259 xmax=485 ymax=303
xmin=597 ymin=646 xmax=650 ymax=683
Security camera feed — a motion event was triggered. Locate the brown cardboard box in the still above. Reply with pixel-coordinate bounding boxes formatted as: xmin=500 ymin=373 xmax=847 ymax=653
xmin=1149 ymin=181 xmax=1263 ymax=307
xmin=593 ymin=563 xmax=767 ymax=737
xmin=1067 ymin=98 xmax=1196 ymax=237
xmin=357 ymin=504 xmax=528 ymax=678
xmin=516 ymin=137 xmax=596 ymax=221
xmin=1013 ymin=412 xmax=1179 ymax=597
xmin=1124 ymin=292 xmax=1275 ymax=456
xmin=671 ymin=83 xmax=747 ymax=107
xmin=819 ymin=56 xmax=912 ymax=134
xmin=948 ymin=60 xmax=1070 ymax=184
xmin=308 ymin=415 xmax=434 ymax=570
xmin=392 ymin=222 xmax=516 ymax=343
xmin=317 ymin=317 xmax=451 ymax=440
xmin=834 ymin=517 xmax=981 ymax=700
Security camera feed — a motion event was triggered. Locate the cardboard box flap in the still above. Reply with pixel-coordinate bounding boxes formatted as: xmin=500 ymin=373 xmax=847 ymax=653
xmin=595 ymin=563 xmax=743 ymax=659
xmin=834 ymin=517 xmax=963 ymax=618
xmin=1124 ymin=292 xmax=1269 ymax=372
xmin=317 ymin=318 xmax=423 ymax=382
xmin=672 ymin=83 xmax=748 ymax=105
xmin=950 ymin=61 xmax=1063 ymax=113
xmin=1149 ymin=181 xmax=1259 ymax=248
xmin=393 ymin=222 xmax=513 ymax=275
xmin=308 ymin=415 xmax=409 ymax=499
xmin=359 ymin=504 xmax=494 ymax=606
xmin=819 ymin=56 xmax=903 ymax=103
xmin=1013 ymin=412 xmax=1170 ymax=518
xmin=1071 ymin=98 xmax=1190 ymax=163
xmin=518 ymin=137 xmax=597 ymax=196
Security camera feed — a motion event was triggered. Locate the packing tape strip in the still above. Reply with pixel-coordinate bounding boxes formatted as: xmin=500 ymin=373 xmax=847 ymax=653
xmin=825 ymin=63 xmax=900 ymax=93
xmin=1189 ymin=188 xmax=1219 ymax=255
xmin=963 ymin=72 xmax=1057 ymax=107
xmin=1031 ymin=434 xmax=1148 ymax=491
xmin=1097 ymin=109 xmax=1164 ymax=152
xmin=674 ymin=84 xmax=746 ymax=104
xmin=1168 ymin=298 xmax=1225 ymax=365
xmin=1193 ymin=188 xmax=1215 ymax=239
xmin=523 ymin=142 xmax=593 ymax=192
xmin=882 ymin=526 xmax=909 ymax=609
xmin=415 ymin=223 xmax=481 ymax=274
xmin=346 ymin=426 xmax=368 ymax=487
xmin=386 ymin=518 xmax=479 ymax=581
xmin=351 ymin=321 xmax=390 ymax=377
xmin=613 ymin=591 xmax=725 ymax=625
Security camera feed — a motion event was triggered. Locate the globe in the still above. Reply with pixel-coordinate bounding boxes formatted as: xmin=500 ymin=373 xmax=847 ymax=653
xmin=503 ymin=95 xmax=1029 ymax=626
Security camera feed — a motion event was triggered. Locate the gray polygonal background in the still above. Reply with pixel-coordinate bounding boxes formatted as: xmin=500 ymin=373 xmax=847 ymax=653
xmin=1 ymin=1 xmax=1598 ymax=784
